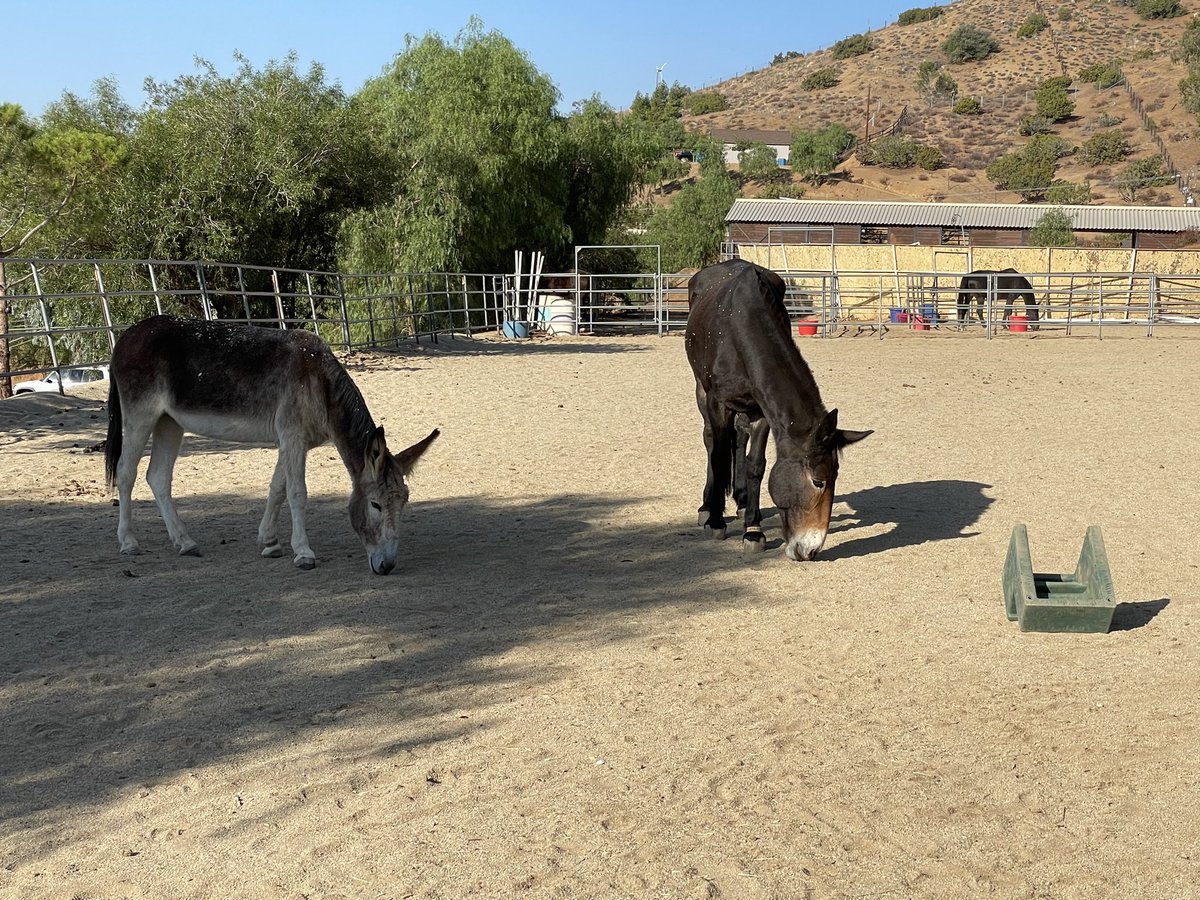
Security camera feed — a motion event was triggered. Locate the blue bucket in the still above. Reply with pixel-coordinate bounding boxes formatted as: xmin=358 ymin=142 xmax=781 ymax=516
xmin=921 ymin=303 xmax=938 ymax=324
xmin=889 ymin=308 xmax=907 ymax=323
xmin=502 ymin=321 xmax=530 ymax=338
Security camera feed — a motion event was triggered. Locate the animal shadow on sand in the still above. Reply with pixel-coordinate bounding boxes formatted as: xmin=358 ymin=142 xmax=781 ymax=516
xmin=819 ymin=479 xmax=993 ymax=560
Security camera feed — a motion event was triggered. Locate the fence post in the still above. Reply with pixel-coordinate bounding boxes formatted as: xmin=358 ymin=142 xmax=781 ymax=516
xmin=148 ymin=263 xmax=164 ymax=315
xmin=30 ymin=264 xmax=63 ymax=384
xmin=1148 ymin=274 xmax=1158 ymax=337
xmin=237 ymin=266 xmax=252 ymax=322
xmin=196 ymin=263 xmax=214 ymax=320
xmin=337 ymin=274 xmax=351 ymax=350
xmin=270 ymin=269 xmax=285 ymax=328
xmin=93 ymin=263 xmax=117 ymax=353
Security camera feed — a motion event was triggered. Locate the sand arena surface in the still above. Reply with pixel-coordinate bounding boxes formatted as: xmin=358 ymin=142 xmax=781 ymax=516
xmin=1 ymin=330 xmax=1198 ymax=899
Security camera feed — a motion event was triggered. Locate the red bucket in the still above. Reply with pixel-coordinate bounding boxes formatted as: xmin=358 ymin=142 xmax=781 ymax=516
xmin=1009 ymin=315 xmax=1029 ymax=333
xmin=913 ymin=315 xmax=930 ymax=331
xmin=796 ymin=319 xmax=819 ymax=336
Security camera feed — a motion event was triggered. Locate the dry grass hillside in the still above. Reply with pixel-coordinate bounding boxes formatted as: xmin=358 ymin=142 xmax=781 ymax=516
xmin=684 ymin=0 xmax=1200 ymax=205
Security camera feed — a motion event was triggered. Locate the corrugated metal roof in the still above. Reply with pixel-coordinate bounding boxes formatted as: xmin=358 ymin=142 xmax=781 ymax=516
xmin=725 ymin=199 xmax=1200 ymax=232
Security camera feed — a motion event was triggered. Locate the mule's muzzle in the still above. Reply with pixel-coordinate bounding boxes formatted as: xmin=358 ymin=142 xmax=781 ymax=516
xmin=369 ymin=548 xmax=397 ymax=575
xmin=784 ymin=529 xmax=827 ymax=562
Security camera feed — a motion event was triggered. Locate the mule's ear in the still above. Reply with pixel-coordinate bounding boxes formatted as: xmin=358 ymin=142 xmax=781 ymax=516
xmin=837 ymin=428 xmax=873 ymax=447
xmin=365 ymin=426 xmax=389 ymax=478
xmin=395 ymin=428 xmax=440 ymax=475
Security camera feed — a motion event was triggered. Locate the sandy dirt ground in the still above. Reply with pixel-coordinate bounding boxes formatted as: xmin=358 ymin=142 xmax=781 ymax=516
xmin=1 ymin=328 xmax=1198 ymax=899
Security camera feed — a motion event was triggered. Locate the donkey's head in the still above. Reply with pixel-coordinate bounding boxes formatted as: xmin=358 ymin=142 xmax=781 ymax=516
xmin=768 ymin=409 xmax=871 ymax=562
xmin=350 ymin=426 xmax=440 ymax=575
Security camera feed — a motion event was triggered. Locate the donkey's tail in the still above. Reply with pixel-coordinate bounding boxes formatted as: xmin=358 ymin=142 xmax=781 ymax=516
xmin=104 ymin=378 xmax=122 ymax=489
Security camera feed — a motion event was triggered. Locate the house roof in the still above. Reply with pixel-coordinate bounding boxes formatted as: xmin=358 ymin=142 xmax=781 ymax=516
xmin=708 ymin=128 xmax=793 ymax=146
xmin=725 ymin=198 xmax=1200 ymax=233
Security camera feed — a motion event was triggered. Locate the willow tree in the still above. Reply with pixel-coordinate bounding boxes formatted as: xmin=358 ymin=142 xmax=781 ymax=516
xmin=340 ymin=20 xmax=658 ymax=274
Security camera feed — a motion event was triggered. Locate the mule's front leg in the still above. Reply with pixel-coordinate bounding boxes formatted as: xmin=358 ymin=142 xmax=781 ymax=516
xmin=258 ymin=457 xmax=288 ymax=559
xmin=739 ymin=418 xmax=770 ymax=554
xmin=700 ymin=398 xmax=735 ymax=540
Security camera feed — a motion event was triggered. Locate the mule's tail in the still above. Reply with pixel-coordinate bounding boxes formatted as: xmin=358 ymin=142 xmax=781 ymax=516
xmin=104 ymin=378 xmax=122 ymax=489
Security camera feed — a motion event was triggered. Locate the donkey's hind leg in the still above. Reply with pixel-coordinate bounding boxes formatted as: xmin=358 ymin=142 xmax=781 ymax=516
xmin=257 ymin=456 xmax=288 ymax=559
xmin=146 ymin=416 xmax=199 ymax=556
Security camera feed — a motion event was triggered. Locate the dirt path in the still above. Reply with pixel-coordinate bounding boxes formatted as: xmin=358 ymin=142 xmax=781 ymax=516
xmin=2 ymin=331 xmax=1197 ymax=899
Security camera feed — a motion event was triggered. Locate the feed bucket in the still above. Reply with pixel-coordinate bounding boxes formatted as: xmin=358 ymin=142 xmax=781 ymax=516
xmin=920 ymin=303 xmax=938 ymax=324
xmin=1009 ymin=315 xmax=1029 ymax=333
xmin=889 ymin=308 xmax=906 ymax=323
xmin=913 ymin=315 xmax=930 ymax=331
xmin=796 ymin=319 xmax=819 ymax=336
xmin=502 ymin=320 xmax=530 ymax=338
xmin=538 ymin=295 xmax=577 ymax=336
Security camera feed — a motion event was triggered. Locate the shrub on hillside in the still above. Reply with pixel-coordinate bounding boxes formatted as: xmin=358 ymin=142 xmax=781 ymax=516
xmin=898 ymin=6 xmax=944 ymax=25
xmin=772 ymin=50 xmax=802 ymax=65
xmin=1181 ymin=70 xmax=1200 ymax=118
xmin=1019 ymin=114 xmax=1055 ymax=135
xmin=1117 ymin=156 xmax=1175 ymax=200
xmin=857 ymin=135 xmax=942 ymax=169
xmin=832 ymin=34 xmax=874 ymax=59
xmin=1182 ymin=19 xmax=1200 ymax=65
xmin=917 ymin=60 xmax=958 ymax=99
xmin=943 ymin=24 xmax=1001 ymax=63
xmin=801 ymin=68 xmax=840 ymax=90
xmin=1135 ymin=0 xmax=1184 ymax=19
xmin=1078 ymin=62 xmax=1123 ymax=89
xmin=1046 ymin=180 xmax=1093 ymax=205
xmin=986 ymin=149 xmax=1057 ymax=201
xmin=1080 ymin=129 xmax=1132 ymax=165
xmin=1035 ymin=77 xmax=1075 ymax=121
xmin=684 ymin=91 xmax=729 ymax=115
xmin=1017 ymin=13 xmax=1050 ymax=38
xmin=954 ymin=96 xmax=983 ymax=115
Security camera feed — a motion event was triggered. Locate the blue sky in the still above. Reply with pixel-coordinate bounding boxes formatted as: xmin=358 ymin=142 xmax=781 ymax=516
xmin=8 ymin=1 xmax=915 ymax=116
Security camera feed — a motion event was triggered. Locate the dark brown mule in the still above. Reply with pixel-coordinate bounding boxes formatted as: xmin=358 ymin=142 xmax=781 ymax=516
xmin=685 ymin=260 xmax=871 ymax=561
xmin=105 ymin=315 xmax=439 ymax=574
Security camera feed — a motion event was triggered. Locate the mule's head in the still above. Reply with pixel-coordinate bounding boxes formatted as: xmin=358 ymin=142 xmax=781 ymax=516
xmin=768 ymin=409 xmax=871 ymax=561
xmin=350 ymin=426 xmax=440 ymax=575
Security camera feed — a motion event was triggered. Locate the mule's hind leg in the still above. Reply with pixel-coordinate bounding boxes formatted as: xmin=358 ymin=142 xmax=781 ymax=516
xmin=146 ymin=416 xmax=199 ymax=556
xmin=257 ymin=457 xmax=288 ymax=559
xmin=740 ymin=418 xmax=770 ymax=554
xmin=700 ymin=395 xmax=735 ymax=541
xmin=115 ymin=413 xmax=158 ymax=555
xmin=694 ymin=382 xmax=727 ymax=537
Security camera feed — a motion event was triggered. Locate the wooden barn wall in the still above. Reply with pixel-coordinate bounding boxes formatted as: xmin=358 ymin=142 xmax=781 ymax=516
xmin=967 ymin=228 xmax=1024 ymax=247
xmin=726 ymin=222 xmax=858 ymax=244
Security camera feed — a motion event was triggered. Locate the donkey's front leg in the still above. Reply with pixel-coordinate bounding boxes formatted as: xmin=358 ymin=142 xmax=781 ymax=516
xmin=280 ymin=443 xmax=316 ymax=570
xmin=258 ymin=457 xmax=288 ymax=559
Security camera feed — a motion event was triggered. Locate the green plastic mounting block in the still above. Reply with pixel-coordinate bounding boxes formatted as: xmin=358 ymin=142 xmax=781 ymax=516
xmin=1003 ymin=524 xmax=1116 ymax=633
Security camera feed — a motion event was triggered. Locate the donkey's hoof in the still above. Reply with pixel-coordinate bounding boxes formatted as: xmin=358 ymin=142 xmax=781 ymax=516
xmin=742 ymin=533 xmax=766 ymax=553
xmin=261 ymin=542 xmax=285 ymax=559
xmin=119 ymin=541 xmax=141 ymax=556
xmin=293 ymin=554 xmax=317 ymax=570
xmin=697 ymin=510 xmax=708 ymax=527
xmin=704 ymin=525 xmax=727 ymax=541
xmin=178 ymin=544 xmax=201 ymax=557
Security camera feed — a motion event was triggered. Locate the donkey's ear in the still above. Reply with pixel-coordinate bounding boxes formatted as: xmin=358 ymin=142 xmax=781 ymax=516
xmin=395 ymin=428 xmax=440 ymax=475
xmin=365 ymin=426 xmax=389 ymax=478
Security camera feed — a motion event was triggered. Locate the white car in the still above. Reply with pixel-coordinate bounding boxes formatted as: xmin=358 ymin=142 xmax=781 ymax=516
xmin=13 ymin=366 xmax=109 ymax=395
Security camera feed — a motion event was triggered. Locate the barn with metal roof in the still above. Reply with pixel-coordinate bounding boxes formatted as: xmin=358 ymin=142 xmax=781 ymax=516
xmin=725 ymin=199 xmax=1200 ymax=250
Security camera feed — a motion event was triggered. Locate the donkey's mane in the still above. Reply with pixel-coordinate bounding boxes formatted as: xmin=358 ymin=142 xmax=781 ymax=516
xmin=322 ymin=352 xmax=378 ymax=474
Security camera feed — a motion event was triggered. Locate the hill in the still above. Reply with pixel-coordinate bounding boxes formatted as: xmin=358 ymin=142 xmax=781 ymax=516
xmin=682 ymin=0 xmax=1199 ymax=206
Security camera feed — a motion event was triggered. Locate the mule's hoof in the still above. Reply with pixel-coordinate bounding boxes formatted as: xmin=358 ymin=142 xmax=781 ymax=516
xmin=704 ymin=525 xmax=727 ymax=541
xmin=294 ymin=555 xmax=317 ymax=570
xmin=697 ymin=510 xmax=708 ymax=527
xmin=742 ymin=533 xmax=766 ymax=553
xmin=261 ymin=542 xmax=285 ymax=559
xmin=178 ymin=544 xmax=201 ymax=557
xmin=119 ymin=541 xmax=141 ymax=556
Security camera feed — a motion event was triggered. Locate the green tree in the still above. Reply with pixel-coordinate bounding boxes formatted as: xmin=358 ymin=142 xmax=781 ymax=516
xmin=801 ymin=68 xmax=840 ymax=90
xmin=1182 ymin=19 xmax=1200 ymax=65
xmin=683 ymin=91 xmax=728 ymax=115
xmin=1079 ymin=129 xmax=1131 ymax=165
xmin=1028 ymin=207 xmax=1077 ymax=245
xmin=986 ymin=148 xmax=1057 ymax=200
xmin=1181 ymin=69 xmax=1200 ymax=119
xmin=790 ymin=123 xmax=855 ymax=183
xmin=113 ymin=53 xmax=371 ymax=273
xmin=1045 ymin=180 xmax=1093 ymax=204
xmin=898 ymin=6 xmax=945 ymax=25
xmin=738 ymin=142 xmax=785 ymax=183
xmin=1135 ymin=0 xmax=1184 ymax=19
xmin=954 ymin=96 xmax=983 ymax=115
xmin=1078 ymin=62 xmax=1123 ymax=89
xmin=832 ymin=34 xmax=875 ymax=59
xmin=641 ymin=169 xmax=738 ymax=271
xmin=942 ymin=24 xmax=1001 ymax=63
xmin=1035 ymin=76 xmax=1075 ymax=121
xmin=0 ymin=101 xmax=125 ymax=396
xmin=1017 ymin=13 xmax=1050 ymax=38
xmin=1116 ymin=156 xmax=1174 ymax=200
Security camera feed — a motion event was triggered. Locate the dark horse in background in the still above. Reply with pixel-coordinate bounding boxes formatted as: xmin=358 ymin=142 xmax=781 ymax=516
xmin=956 ymin=268 xmax=1041 ymax=326
xmin=685 ymin=260 xmax=872 ymax=561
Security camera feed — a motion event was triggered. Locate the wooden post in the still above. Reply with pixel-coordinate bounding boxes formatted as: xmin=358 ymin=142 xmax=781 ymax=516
xmin=0 ymin=259 xmax=11 ymax=399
